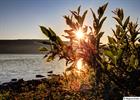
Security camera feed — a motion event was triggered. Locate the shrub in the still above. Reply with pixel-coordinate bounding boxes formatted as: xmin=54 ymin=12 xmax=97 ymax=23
xmin=40 ymin=3 xmax=140 ymax=99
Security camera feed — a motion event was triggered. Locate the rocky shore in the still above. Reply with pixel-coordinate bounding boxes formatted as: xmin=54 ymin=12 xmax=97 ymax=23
xmin=1 ymin=74 xmax=139 ymax=99
xmin=0 ymin=74 xmax=92 ymax=100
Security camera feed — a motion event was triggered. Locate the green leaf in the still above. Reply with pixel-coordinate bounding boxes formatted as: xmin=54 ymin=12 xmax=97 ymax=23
xmin=116 ymin=25 xmax=124 ymax=35
xmin=90 ymin=8 xmax=96 ymax=19
xmin=112 ymin=8 xmax=124 ymax=21
xmin=119 ymin=8 xmax=124 ymax=21
xmin=123 ymin=16 xmax=130 ymax=29
xmin=70 ymin=10 xmax=80 ymax=24
xmin=135 ymin=59 xmax=139 ymax=68
xmin=130 ymin=55 xmax=135 ymax=66
xmin=98 ymin=3 xmax=108 ymax=19
xmin=135 ymin=37 xmax=140 ymax=42
xmin=81 ymin=10 xmax=88 ymax=25
xmin=40 ymin=26 xmax=51 ymax=38
xmin=104 ymin=50 xmax=114 ymax=59
xmin=97 ymin=32 xmax=104 ymax=44
xmin=104 ymin=50 xmax=116 ymax=65
xmin=64 ymin=16 xmax=76 ymax=29
xmin=112 ymin=29 xmax=118 ymax=39
xmin=56 ymin=36 xmax=63 ymax=46
xmin=107 ymin=64 xmax=111 ymax=70
xmin=90 ymin=8 xmax=98 ymax=24
xmin=113 ymin=16 xmax=122 ymax=26
xmin=48 ymin=27 xmax=56 ymax=37
xmin=77 ymin=5 xmax=81 ymax=15
xmin=47 ymin=54 xmax=55 ymax=62
xmin=116 ymin=48 xmax=123 ymax=60
xmin=97 ymin=32 xmax=104 ymax=40
xmin=112 ymin=29 xmax=115 ymax=34
xmin=39 ymin=47 xmax=48 ymax=51
xmin=99 ymin=17 xmax=107 ymax=30
xmin=50 ymin=36 xmax=57 ymax=42
xmin=98 ymin=6 xmax=104 ymax=19
xmin=108 ymin=36 xmax=116 ymax=45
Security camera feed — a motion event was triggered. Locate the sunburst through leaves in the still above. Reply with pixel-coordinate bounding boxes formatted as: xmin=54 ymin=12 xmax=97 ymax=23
xmin=40 ymin=3 xmax=109 ymax=92
xmin=75 ymin=29 xmax=84 ymax=40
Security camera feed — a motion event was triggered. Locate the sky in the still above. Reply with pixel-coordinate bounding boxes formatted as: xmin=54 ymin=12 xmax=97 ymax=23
xmin=0 ymin=0 xmax=140 ymax=42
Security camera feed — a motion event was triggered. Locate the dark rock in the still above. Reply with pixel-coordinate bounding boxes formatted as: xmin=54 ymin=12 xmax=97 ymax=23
xmin=48 ymin=74 xmax=59 ymax=77
xmin=41 ymin=78 xmax=49 ymax=85
xmin=18 ymin=78 xmax=24 ymax=83
xmin=2 ymin=83 xmax=9 ymax=87
xmin=0 ymin=77 xmax=52 ymax=93
xmin=36 ymin=75 xmax=45 ymax=78
xmin=41 ymin=78 xmax=48 ymax=81
xmin=11 ymin=78 xmax=17 ymax=82
xmin=1 ymin=83 xmax=11 ymax=91
xmin=27 ymin=79 xmax=42 ymax=87
xmin=47 ymin=74 xmax=52 ymax=76
xmin=17 ymin=79 xmax=24 ymax=88
xmin=47 ymin=71 xmax=53 ymax=73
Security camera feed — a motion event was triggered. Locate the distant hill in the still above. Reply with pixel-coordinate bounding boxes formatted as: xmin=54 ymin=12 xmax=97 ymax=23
xmin=0 ymin=40 xmax=50 ymax=54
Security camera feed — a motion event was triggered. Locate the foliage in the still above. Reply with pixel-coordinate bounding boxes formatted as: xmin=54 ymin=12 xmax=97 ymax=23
xmin=40 ymin=3 xmax=108 ymax=66
xmin=101 ymin=8 xmax=140 ymax=96
xmin=40 ymin=3 xmax=140 ymax=99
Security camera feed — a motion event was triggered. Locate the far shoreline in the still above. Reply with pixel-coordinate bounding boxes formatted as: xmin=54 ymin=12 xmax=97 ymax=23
xmin=0 ymin=39 xmax=68 ymax=54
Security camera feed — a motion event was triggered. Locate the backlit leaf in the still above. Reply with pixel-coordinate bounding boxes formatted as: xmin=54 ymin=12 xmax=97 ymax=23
xmin=108 ymin=36 xmax=116 ymax=45
xmin=47 ymin=54 xmax=55 ymax=62
xmin=64 ymin=16 xmax=76 ymax=29
xmin=40 ymin=26 xmax=51 ymax=38
xmin=56 ymin=36 xmax=63 ymax=46
xmin=116 ymin=48 xmax=123 ymax=60
xmin=99 ymin=17 xmax=107 ymax=30
xmin=123 ymin=16 xmax=130 ymax=29
xmin=39 ymin=47 xmax=48 ymax=51
xmin=77 ymin=5 xmax=81 ymax=15
xmin=90 ymin=8 xmax=97 ymax=22
xmin=130 ymin=55 xmax=135 ymax=66
xmin=113 ymin=17 xmax=122 ymax=26
xmin=48 ymin=27 xmax=56 ymax=37
xmin=97 ymin=32 xmax=104 ymax=43
xmin=119 ymin=8 xmax=124 ymax=21
xmin=98 ymin=3 xmax=108 ymax=19
xmin=81 ymin=10 xmax=88 ymax=25
xmin=104 ymin=50 xmax=116 ymax=65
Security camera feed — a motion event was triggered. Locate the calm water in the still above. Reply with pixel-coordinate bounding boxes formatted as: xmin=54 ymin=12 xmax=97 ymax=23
xmin=0 ymin=54 xmax=65 ymax=84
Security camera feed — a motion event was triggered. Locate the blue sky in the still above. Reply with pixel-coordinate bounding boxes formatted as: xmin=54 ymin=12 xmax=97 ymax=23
xmin=0 ymin=0 xmax=140 ymax=42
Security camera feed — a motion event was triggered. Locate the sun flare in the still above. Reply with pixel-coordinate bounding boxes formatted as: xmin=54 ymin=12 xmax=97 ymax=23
xmin=75 ymin=30 xmax=84 ymax=40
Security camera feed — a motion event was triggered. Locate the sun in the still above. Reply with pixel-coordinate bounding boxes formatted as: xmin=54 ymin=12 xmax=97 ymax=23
xmin=75 ymin=30 xmax=84 ymax=40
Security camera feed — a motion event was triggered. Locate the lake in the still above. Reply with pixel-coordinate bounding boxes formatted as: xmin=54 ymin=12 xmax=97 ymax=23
xmin=0 ymin=54 xmax=65 ymax=84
